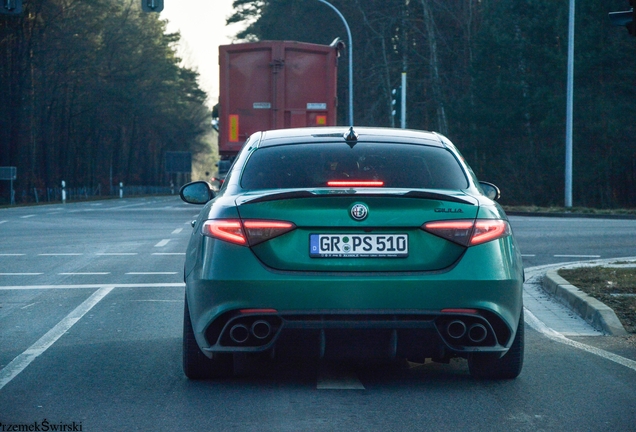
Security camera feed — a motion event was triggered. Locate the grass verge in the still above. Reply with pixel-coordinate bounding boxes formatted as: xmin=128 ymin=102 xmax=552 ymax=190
xmin=558 ymin=266 xmax=636 ymax=333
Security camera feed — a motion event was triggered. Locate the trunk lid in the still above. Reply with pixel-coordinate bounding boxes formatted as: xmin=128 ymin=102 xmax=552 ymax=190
xmin=235 ymin=189 xmax=479 ymax=272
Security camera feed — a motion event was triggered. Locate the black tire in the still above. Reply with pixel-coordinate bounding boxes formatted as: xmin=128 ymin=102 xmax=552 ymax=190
xmin=468 ymin=309 xmax=524 ymax=379
xmin=183 ymin=295 xmax=233 ymax=379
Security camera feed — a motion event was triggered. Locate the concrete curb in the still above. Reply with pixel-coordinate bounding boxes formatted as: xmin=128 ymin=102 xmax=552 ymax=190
xmin=542 ymin=269 xmax=628 ymax=336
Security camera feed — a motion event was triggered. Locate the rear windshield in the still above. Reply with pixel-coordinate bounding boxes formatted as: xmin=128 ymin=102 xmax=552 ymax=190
xmin=240 ymin=143 xmax=469 ymax=190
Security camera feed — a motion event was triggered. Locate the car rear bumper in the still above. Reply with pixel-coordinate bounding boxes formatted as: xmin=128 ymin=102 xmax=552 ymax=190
xmin=197 ymin=308 xmax=515 ymax=362
xmin=186 ymin=238 xmax=524 ymax=360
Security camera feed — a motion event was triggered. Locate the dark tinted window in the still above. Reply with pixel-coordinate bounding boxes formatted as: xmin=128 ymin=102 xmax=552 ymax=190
xmin=240 ymin=143 xmax=468 ymax=190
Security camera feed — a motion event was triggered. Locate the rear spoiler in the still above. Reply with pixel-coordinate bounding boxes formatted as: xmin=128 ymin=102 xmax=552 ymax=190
xmin=238 ymin=189 xmax=476 ymax=206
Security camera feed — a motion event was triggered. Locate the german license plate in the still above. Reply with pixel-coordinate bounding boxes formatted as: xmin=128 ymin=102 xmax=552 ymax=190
xmin=310 ymin=234 xmax=408 ymax=258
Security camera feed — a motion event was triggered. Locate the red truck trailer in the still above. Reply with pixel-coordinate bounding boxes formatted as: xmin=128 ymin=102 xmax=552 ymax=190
xmin=217 ymin=40 xmax=340 ymax=165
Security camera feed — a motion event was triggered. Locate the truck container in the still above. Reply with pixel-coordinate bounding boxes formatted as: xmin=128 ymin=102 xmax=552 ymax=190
xmin=218 ymin=40 xmax=340 ymax=158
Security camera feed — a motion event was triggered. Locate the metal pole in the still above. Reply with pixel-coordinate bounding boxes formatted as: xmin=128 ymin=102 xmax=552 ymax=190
xmin=400 ymin=72 xmax=406 ymax=129
xmin=317 ymin=0 xmax=353 ymax=126
xmin=565 ymin=0 xmax=575 ymax=208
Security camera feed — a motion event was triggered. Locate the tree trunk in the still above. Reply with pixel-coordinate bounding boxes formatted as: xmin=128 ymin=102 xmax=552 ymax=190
xmin=420 ymin=0 xmax=447 ymax=134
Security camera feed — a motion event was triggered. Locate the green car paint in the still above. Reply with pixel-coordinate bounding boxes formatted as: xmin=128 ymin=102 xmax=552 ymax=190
xmin=180 ymin=127 xmax=525 ymax=380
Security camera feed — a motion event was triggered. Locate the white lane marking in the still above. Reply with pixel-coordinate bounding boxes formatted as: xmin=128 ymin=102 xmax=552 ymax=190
xmin=172 ymin=228 xmax=184 ymax=234
xmin=0 ymin=283 xmax=184 ymax=290
xmin=125 ymin=272 xmax=178 ymax=275
xmin=58 ymin=272 xmax=110 ymax=276
xmin=0 ymin=286 xmax=114 ymax=390
xmin=95 ymin=253 xmax=138 ymax=256
xmin=317 ymin=364 xmax=365 ymax=390
xmin=524 ymin=307 xmax=636 ymax=372
xmin=21 ymin=303 xmax=37 ymax=309
xmin=553 ymin=254 xmax=601 ymax=258
xmin=38 ymin=253 xmax=83 ymax=256
xmin=152 ymin=252 xmax=185 ymax=256
xmin=521 ymin=254 xmax=536 ymax=257
xmin=0 ymin=221 xmax=7 ymax=225
xmin=19 ymin=215 xmax=35 ymax=219
xmin=0 ymin=254 xmax=26 ymax=256
xmin=103 ymin=202 xmax=148 ymax=210
xmin=0 ymin=273 xmax=43 ymax=276
xmin=154 ymin=239 xmax=170 ymax=247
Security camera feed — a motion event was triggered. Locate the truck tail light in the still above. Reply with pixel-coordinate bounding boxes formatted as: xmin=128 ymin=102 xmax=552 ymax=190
xmin=422 ymin=219 xmax=510 ymax=247
xmin=202 ymin=219 xmax=296 ymax=246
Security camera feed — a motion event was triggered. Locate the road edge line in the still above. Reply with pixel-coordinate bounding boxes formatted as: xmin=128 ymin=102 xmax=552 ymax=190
xmin=524 ymin=307 xmax=636 ymax=373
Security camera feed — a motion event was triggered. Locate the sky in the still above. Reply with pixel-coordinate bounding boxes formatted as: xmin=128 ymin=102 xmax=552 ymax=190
xmin=160 ymin=0 xmax=243 ymax=107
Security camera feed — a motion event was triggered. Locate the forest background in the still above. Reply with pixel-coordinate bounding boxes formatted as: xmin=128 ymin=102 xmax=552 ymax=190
xmin=1 ymin=0 xmax=635 ymax=208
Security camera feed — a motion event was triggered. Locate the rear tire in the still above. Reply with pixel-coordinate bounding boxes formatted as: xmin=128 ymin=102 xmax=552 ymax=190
xmin=468 ymin=309 xmax=524 ymax=379
xmin=183 ymin=295 xmax=233 ymax=379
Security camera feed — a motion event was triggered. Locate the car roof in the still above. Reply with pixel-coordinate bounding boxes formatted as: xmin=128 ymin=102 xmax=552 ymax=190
xmin=255 ymin=127 xmax=445 ymax=148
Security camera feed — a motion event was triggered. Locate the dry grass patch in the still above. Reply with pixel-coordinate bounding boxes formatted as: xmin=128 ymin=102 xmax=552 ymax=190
xmin=559 ymin=266 xmax=636 ymax=333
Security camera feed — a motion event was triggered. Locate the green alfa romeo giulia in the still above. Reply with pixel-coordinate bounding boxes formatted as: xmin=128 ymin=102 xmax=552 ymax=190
xmin=179 ymin=127 xmax=524 ymax=380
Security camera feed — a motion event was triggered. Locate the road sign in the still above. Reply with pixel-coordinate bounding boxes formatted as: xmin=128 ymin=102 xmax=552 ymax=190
xmin=0 ymin=166 xmax=17 ymax=180
xmin=0 ymin=166 xmax=16 ymax=205
xmin=0 ymin=0 xmax=22 ymax=15
xmin=141 ymin=0 xmax=163 ymax=13
xmin=165 ymin=152 xmax=192 ymax=173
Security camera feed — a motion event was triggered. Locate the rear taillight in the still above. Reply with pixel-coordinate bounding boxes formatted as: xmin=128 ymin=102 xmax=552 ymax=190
xmin=202 ymin=219 xmax=296 ymax=246
xmin=422 ymin=220 xmax=474 ymax=246
xmin=422 ymin=219 xmax=510 ymax=247
xmin=471 ymin=220 xmax=511 ymax=245
xmin=202 ymin=220 xmax=246 ymax=245
xmin=242 ymin=220 xmax=296 ymax=246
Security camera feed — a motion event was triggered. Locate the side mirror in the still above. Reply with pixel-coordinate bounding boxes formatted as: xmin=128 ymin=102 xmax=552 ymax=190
xmin=479 ymin=182 xmax=501 ymax=201
xmin=180 ymin=181 xmax=215 ymax=205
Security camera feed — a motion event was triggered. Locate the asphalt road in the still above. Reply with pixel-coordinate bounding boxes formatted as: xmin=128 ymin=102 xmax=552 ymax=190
xmin=0 ymin=197 xmax=635 ymax=431
xmin=509 ymin=215 xmax=636 ymax=267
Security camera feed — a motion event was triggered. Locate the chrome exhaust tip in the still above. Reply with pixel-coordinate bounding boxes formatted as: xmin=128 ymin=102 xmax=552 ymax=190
xmin=468 ymin=323 xmax=488 ymax=343
xmin=251 ymin=320 xmax=272 ymax=340
xmin=447 ymin=320 xmax=467 ymax=339
xmin=229 ymin=324 xmax=250 ymax=344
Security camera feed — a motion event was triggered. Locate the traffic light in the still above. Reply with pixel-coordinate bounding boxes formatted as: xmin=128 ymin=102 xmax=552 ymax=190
xmin=609 ymin=1 xmax=636 ymax=35
xmin=391 ymin=87 xmax=402 ymax=127
xmin=0 ymin=0 xmax=22 ymax=15
xmin=141 ymin=0 xmax=164 ymax=13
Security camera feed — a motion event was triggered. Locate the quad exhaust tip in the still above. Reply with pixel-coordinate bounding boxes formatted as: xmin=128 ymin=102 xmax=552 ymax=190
xmin=468 ymin=323 xmax=488 ymax=343
xmin=444 ymin=319 xmax=490 ymax=345
xmin=227 ymin=319 xmax=274 ymax=344
xmin=251 ymin=320 xmax=272 ymax=340
xmin=447 ymin=320 xmax=467 ymax=339
xmin=229 ymin=324 xmax=250 ymax=344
